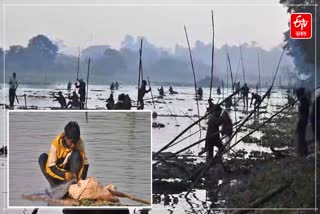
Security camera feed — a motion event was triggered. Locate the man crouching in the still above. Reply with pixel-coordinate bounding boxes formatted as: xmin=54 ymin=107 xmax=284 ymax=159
xmin=39 ymin=121 xmax=89 ymax=188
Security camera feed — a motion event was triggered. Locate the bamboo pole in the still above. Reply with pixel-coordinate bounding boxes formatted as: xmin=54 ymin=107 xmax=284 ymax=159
xmin=235 ymin=59 xmax=241 ymax=83
xmin=153 ymin=120 xmax=242 ymax=166
xmin=85 ymin=58 xmax=91 ymax=109
xmin=239 ymin=44 xmax=246 ymax=83
xmin=209 ymin=11 xmax=214 ymax=100
xmin=147 ymin=77 xmax=155 ymax=109
xmin=23 ymin=94 xmax=27 ymax=109
xmin=153 ymin=88 xmax=241 ymax=159
xmin=257 ymin=51 xmax=261 ymax=94
xmin=184 ymin=25 xmax=201 ymax=138
xmin=137 ymin=39 xmax=143 ymax=110
xmin=226 ymin=43 xmax=229 ymax=94
xmin=76 ymin=46 xmax=80 ymax=80
xmin=22 ymin=194 xmax=79 ymax=206
xmin=227 ymin=52 xmax=234 ymax=93
xmin=185 ymin=97 xmax=290 ymax=198
xmin=184 ymin=49 xmax=285 ymax=197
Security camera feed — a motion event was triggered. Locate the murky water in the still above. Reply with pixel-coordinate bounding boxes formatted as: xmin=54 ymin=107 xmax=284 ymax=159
xmin=8 ymin=111 xmax=151 ymax=207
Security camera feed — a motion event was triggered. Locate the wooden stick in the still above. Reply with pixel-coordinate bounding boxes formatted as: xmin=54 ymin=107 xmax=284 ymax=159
xmin=167 ymin=129 xmax=201 ymax=149
xmin=15 ymin=90 xmax=19 ymax=104
xmin=22 ymin=193 xmax=79 ymax=206
xmin=235 ymin=59 xmax=240 ymax=83
xmin=108 ymin=189 xmax=151 ymax=205
xmin=184 ymin=50 xmax=285 ymax=197
xmin=239 ymin=44 xmax=246 ymax=83
xmin=147 ymin=77 xmax=155 ymax=109
xmin=154 ymin=88 xmax=241 ymax=159
xmin=85 ymin=58 xmax=91 ymax=109
xmin=153 ymin=112 xmax=209 ymax=158
xmin=257 ymin=51 xmax=261 ymax=94
xmin=209 ymin=11 xmax=214 ymax=100
xmin=137 ymin=39 xmax=143 ymax=110
xmin=179 ymin=110 xmax=206 ymax=129
xmin=76 ymin=46 xmax=80 ymax=80
xmin=227 ymin=49 xmax=284 ymax=149
xmin=184 ymin=25 xmax=201 ymax=138
xmin=226 ymin=43 xmax=229 ymax=92
xmin=24 ymin=94 xmax=27 ymax=109
xmin=227 ymin=51 xmax=234 ymax=93
xmin=153 ymin=120 xmax=241 ymax=166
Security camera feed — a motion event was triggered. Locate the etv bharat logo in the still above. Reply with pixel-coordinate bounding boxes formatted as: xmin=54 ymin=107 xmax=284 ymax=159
xmin=290 ymin=13 xmax=312 ymax=39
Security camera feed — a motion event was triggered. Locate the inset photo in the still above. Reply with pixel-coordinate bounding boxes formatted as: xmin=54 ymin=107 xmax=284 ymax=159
xmin=8 ymin=110 xmax=151 ymax=208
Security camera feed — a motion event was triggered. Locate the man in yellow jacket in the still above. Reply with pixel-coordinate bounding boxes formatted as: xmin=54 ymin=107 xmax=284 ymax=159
xmin=39 ymin=121 xmax=89 ymax=188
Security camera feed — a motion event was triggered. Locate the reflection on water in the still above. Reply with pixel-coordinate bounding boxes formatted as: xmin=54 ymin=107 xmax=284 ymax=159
xmin=9 ymin=111 xmax=151 ymax=206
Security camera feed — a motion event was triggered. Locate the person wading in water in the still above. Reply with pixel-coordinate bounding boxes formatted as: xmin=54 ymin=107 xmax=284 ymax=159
xmin=8 ymin=72 xmax=19 ymax=109
xmin=137 ymin=80 xmax=151 ymax=110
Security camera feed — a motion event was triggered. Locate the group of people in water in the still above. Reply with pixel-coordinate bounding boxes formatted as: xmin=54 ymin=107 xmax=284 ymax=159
xmin=53 ymin=78 xmax=87 ymax=109
xmin=105 ymin=93 xmax=132 ymax=110
xmin=53 ymin=80 xmax=123 ymax=109
xmin=110 ymin=81 xmax=119 ymax=91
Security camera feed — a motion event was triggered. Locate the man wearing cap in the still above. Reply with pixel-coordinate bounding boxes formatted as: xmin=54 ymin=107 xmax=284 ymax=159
xmin=38 ymin=121 xmax=89 ymax=188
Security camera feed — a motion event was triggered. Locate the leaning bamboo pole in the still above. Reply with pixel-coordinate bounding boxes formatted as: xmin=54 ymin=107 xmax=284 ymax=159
xmin=184 ymin=49 xmax=285 ymax=197
xmin=184 ymin=25 xmax=201 ymax=138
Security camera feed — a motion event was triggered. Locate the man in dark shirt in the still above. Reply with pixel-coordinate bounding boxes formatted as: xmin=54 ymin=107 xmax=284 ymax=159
xmin=138 ymin=80 xmax=151 ymax=110
xmin=75 ymin=79 xmax=86 ymax=109
xmin=250 ymin=92 xmax=261 ymax=108
xmin=205 ymin=104 xmax=225 ymax=161
xmin=242 ymin=83 xmax=249 ymax=111
xmin=53 ymin=91 xmax=67 ymax=109
xmin=67 ymin=91 xmax=80 ymax=108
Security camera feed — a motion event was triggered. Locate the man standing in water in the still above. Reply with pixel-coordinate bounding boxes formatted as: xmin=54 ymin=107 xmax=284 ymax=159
xmin=138 ymin=80 xmax=151 ymax=110
xmin=38 ymin=121 xmax=89 ymax=188
xmin=241 ymin=83 xmax=249 ymax=111
xmin=75 ymin=79 xmax=86 ymax=109
xmin=158 ymin=86 xmax=164 ymax=97
xmin=8 ymin=72 xmax=19 ymax=109
xmin=205 ymin=104 xmax=225 ymax=161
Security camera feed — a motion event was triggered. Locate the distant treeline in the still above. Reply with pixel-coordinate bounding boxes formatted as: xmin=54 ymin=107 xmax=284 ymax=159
xmin=1 ymin=34 xmax=297 ymax=85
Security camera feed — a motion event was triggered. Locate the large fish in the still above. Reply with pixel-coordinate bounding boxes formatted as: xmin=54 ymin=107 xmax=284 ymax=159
xmin=46 ymin=179 xmax=77 ymax=199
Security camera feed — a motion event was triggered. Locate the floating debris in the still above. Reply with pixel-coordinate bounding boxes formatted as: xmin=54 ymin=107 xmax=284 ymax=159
xmin=152 ymin=122 xmax=165 ymax=128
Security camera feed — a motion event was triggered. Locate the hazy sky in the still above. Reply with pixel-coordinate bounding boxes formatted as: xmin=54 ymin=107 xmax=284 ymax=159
xmin=1 ymin=0 xmax=290 ymax=55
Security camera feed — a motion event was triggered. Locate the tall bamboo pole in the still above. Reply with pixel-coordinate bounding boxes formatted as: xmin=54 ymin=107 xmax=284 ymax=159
xmin=209 ymin=11 xmax=215 ymax=100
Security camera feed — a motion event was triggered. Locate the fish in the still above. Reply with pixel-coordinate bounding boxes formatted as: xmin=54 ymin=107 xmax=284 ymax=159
xmin=47 ymin=179 xmax=77 ymax=199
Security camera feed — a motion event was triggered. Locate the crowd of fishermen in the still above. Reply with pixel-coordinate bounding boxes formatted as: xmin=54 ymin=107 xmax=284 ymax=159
xmin=203 ymin=82 xmax=319 ymax=168
xmin=6 ymin=73 xmax=266 ymax=112
xmin=52 ymin=78 xmax=87 ymax=109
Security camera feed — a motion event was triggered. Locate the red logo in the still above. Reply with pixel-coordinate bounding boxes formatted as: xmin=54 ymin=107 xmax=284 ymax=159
xmin=290 ymin=13 xmax=312 ymax=39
